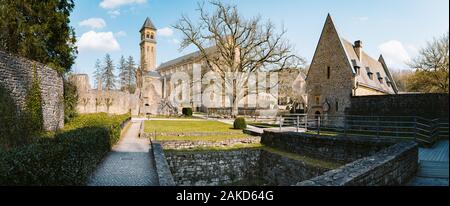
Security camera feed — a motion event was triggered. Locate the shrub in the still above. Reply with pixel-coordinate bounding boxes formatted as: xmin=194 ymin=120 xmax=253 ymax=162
xmin=233 ymin=117 xmax=247 ymax=129
xmin=182 ymin=108 xmax=193 ymax=117
xmin=23 ymin=65 xmax=44 ymax=134
xmin=0 ymin=113 xmax=130 ymax=186
xmin=0 ymin=66 xmax=43 ymax=149
xmin=0 ymin=85 xmax=22 ymax=148
xmin=63 ymin=79 xmax=78 ymax=123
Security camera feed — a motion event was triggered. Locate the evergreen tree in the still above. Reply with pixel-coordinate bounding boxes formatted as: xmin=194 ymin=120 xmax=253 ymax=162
xmin=103 ymin=54 xmax=116 ymax=91
xmin=118 ymin=56 xmax=128 ymax=91
xmin=93 ymin=59 xmax=103 ymax=89
xmin=0 ymin=0 xmax=77 ymax=74
xmin=126 ymin=56 xmax=137 ymax=93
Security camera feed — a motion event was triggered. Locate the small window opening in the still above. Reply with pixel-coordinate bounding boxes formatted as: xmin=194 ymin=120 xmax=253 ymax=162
xmin=327 ymin=66 xmax=331 ymax=79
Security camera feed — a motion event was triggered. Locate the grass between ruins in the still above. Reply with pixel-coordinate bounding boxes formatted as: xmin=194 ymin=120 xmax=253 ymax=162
xmin=145 ymin=120 xmax=251 ymax=141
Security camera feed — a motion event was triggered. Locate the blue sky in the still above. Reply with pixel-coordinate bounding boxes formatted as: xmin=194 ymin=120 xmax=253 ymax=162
xmin=71 ymin=0 xmax=449 ymax=83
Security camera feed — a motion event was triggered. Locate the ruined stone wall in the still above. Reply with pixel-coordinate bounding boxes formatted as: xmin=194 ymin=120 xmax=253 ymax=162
xmin=70 ymin=74 xmax=138 ymax=115
xmin=0 ymin=50 xmax=64 ymax=131
xmin=297 ymin=141 xmax=418 ymax=186
xmin=261 ymin=131 xmax=396 ymax=164
xmin=347 ymin=93 xmax=449 ymax=119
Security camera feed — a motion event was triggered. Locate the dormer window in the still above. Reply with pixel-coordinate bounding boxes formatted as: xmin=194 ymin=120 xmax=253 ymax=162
xmin=376 ymin=72 xmax=383 ymax=83
xmin=351 ymin=59 xmax=361 ymax=75
xmin=366 ymin=67 xmax=373 ymax=80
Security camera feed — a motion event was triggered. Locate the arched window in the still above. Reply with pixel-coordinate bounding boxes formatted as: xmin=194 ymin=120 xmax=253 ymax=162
xmin=315 ymin=96 xmax=320 ymax=105
xmin=151 ymin=33 xmax=154 ymax=39
xmin=335 ymin=100 xmax=339 ymax=112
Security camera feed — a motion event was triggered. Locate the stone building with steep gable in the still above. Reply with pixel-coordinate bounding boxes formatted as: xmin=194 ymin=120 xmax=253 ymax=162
xmin=306 ymin=14 xmax=398 ymax=119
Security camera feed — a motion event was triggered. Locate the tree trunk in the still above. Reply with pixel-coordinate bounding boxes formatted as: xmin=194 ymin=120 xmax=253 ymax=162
xmin=231 ymin=97 xmax=239 ymax=118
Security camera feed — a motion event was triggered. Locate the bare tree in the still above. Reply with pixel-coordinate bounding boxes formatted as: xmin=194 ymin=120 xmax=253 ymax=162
xmin=408 ymin=32 xmax=449 ymax=93
xmin=105 ymin=97 xmax=114 ymax=114
xmin=80 ymin=97 xmax=90 ymax=113
xmin=174 ymin=1 xmax=303 ymax=116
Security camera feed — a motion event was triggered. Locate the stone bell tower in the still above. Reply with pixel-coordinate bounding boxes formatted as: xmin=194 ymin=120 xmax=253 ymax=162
xmin=140 ymin=17 xmax=157 ymax=71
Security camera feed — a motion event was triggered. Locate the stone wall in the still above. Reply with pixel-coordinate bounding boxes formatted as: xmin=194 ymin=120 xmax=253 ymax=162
xmin=259 ymin=150 xmax=329 ymax=186
xmin=164 ymin=148 xmax=331 ymax=186
xmin=151 ymin=142 xmax=175 ymax=186
xmin=261 ymin=131 xmax=397 ymax=164
xmin=70 ymin=74 xmax=138 ymax=115
xmin=156 ymin=136 xmax=260 ymax=150
xmin=347 ymin=93 xmax=449 ymax=119
xmin=306 ymin=15 xmax=355 ymax=118
xmin=165 ymin=149 xmax=261 ymax=186
xmin=297 ymin=141 xmax=418 ymax=186
xmin=0 ymin=50 xmax=64 ymax=131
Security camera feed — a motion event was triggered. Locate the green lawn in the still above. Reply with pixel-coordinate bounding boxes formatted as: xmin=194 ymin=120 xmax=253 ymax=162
xmin=147 ymin=115 xmax=201 ymax=120
xmin=145 ymin=120 xmax=250 ymax=141
xmin=145 ymin=120 xmax=240 ymax=133
xmin=247 ymin=122 xmax=279 ymax=128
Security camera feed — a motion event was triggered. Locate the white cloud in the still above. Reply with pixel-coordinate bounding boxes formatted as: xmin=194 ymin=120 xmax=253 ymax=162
xmin=77 ymin=31 xmax=121 ymax=52
xmin=358 ymin=17 xmax=369 ymax=22
xmin=115 ymin=31 xmax=127 ymax=37
xmin=108 ymin=10 xmax=121 ymax=18
xmin=157 ymin=27 xmax=174 ymax=37
xmin=79 ymin=18 xmax=107 ymax=29
xmin=378 ymin=40 xmax=412 ymax=69
xmin=100 ymin=0 xmax=146 ymax=9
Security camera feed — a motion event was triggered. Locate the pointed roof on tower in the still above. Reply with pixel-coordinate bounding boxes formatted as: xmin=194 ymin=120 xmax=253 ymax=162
xmin=140 ymin=17 xmax=157 ymax=32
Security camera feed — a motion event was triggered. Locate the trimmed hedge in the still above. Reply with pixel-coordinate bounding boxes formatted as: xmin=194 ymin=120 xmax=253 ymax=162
xmin=182 ymin=108 xmax=193 ymax=117
xmin=0 ymin=113 xmax=130 ymax=186
xmin=234 ymin=117 xmax=247 ymax=129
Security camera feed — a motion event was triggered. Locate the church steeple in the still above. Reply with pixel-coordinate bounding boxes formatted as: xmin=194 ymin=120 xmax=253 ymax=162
xmin=140 ymin=17 xmax=157 ymax=32
xmin=140 ymin=17 xmax=157 ymax=71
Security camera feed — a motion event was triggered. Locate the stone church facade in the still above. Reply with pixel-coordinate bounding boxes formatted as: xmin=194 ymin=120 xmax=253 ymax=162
xmin=306 ymin=14 xmax=398 ymax=119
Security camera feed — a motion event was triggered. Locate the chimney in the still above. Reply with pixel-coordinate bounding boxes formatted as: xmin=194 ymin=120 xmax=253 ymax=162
xmin=354 ymin=40 xmax=363 ymax=61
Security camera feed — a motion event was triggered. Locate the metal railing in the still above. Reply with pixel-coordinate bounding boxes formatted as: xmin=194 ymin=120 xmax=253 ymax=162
xmin=250 ymin=114 xmax=449 ymax=144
